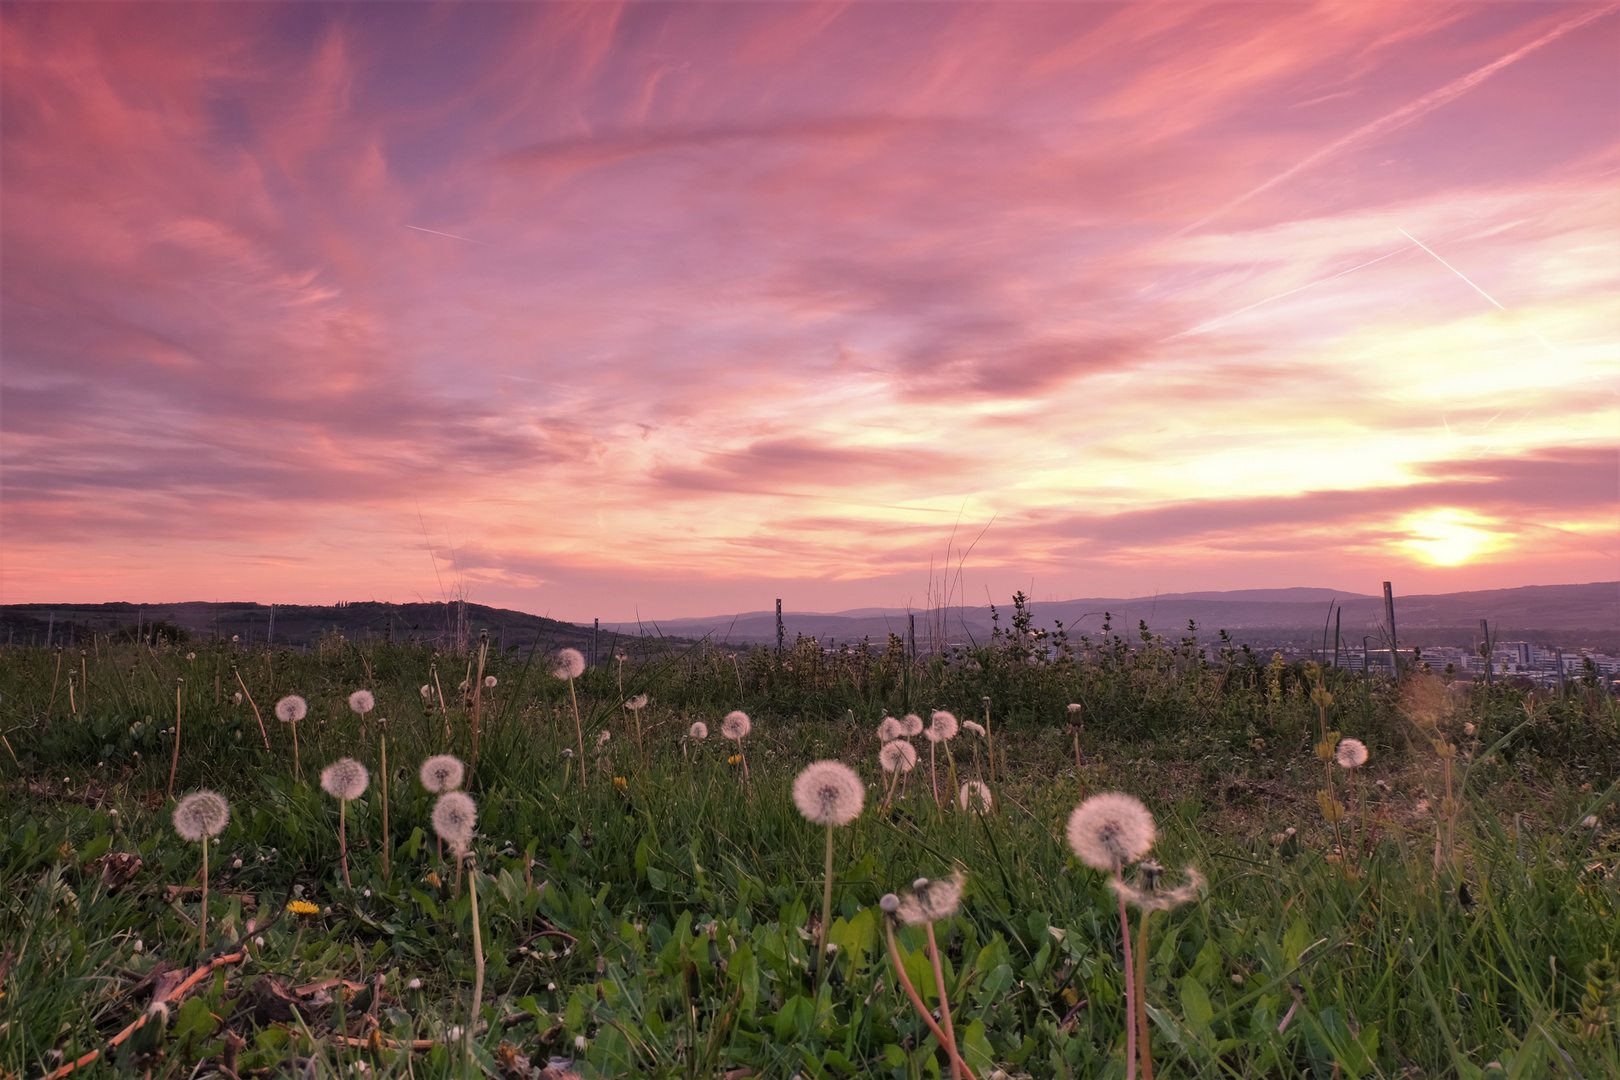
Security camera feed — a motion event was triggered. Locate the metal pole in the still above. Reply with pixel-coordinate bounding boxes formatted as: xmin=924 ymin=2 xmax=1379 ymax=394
xmin=1382 ymin=582 xmax=1399 ymax=677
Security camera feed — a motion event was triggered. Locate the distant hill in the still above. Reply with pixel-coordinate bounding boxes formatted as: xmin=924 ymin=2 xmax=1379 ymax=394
xmin=0 ymin=600 xmax=640 ymax=658
xmin=8 ymin=581 xmax=1616 ymax=654
xmin=602 ymin=581 xmax=1620 ymax=651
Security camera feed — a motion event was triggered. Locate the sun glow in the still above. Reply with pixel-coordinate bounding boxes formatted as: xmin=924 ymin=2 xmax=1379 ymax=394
xmin=1399 ymin=509 xmax=1501 ymax=566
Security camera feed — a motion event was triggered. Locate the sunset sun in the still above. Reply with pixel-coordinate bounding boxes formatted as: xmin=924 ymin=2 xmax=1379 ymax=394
xmin=1399 ymin=510 xmax=1500 ymax=567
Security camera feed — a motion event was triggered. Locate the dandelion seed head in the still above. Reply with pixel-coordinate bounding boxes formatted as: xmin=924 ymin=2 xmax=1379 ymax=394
xmin=1067 ymin=792 xmax=1155 ymax=871
xmin=419 ymin=754 xmax=465 ymax=793
xmin=420 ymin=684 xmax=432 ymax=699
xmin=879 ymin=893 xmax=899 ymax=914
xmin=876 ymin=716 xmax=903 ymax=743
xmin=896 ymin=871 xmax=965 ymax=925
xmin=173 ymin=791 xmax=230 ymax=841
xmin=626 ymin=694 xmax=647 ymax=710
xmin=552 ymin=649 xmax=586 ymax=680
xmin=927 ymin=710 xmax=959 ymax=743
xmin=900 ymin=714 xmax=924 ymax=737
xmin=792 ymin=760 xmax=865 ymax=826
xmin=274 ymin=695 xmax=307 ymax=723
xmin=959 ymin=781 xmax=993 ymax=813
xmin=1335 ymin=738 xmax=1369 ymax=769
xmin=687 ymin=721 xmax=708 ymax=740
xmin=432 ymin=791 xmax=477 ymax=851
xmin=321 ymin=758 xmax=370 ymax=801
xmin=879 ymin=740 xmax=917 ymax=774
xmin=231 ymin=692 xmax=242 ymax=705
xmin=962 ymin=720 xmax=985 ymax=737
xmin=348 ymin=689 xmax=375 ymax=714
xmin=408 ymin=978 xmax=422 ymax=990
xmin=721 ymin=711 xmax=751 ymax=740
xmin=596 ymin=729 xmax=611 ymax=748
xmin=484 ymin=675 xmax=498 ymax=688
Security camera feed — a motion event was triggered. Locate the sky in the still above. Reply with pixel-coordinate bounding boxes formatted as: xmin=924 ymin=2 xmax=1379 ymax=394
xmin=2 ymin=1 xmax=1616 ymax=622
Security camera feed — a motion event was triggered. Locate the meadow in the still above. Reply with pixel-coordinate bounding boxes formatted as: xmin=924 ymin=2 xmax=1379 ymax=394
xmin=2 ymin=615 xmax=1617 ymax=1080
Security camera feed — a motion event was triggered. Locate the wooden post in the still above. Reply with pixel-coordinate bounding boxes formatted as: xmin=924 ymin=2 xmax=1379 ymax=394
xmin=1383 ymin=582 xmax=1399 ymax=677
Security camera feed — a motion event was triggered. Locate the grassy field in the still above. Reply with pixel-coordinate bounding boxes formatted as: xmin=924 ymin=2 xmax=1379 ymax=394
xmin=2 ymin=623 xmax=1617 ymax=1079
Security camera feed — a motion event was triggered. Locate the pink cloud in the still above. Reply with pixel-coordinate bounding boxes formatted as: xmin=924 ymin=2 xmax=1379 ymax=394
xmin=3 ymin=3 xmax=1615 ymax=618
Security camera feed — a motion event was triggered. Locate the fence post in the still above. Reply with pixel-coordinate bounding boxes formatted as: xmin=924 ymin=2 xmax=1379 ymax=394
xmin=1383 ymin=582 xmax=1399 ymax=677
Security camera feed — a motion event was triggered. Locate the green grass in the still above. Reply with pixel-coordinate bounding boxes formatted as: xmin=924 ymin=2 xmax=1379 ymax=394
xmin=2 ymin=631 xmax=1617 ymax=1079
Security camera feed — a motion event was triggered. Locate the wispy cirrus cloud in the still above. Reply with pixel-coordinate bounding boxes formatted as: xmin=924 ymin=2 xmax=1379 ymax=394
xmin=3 ymin=2 xmax=1614 ymax=616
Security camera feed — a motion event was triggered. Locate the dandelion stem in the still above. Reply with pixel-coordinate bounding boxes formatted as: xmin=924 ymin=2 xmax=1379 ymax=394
xmin=930 ymin=742 xmax=940 ymax=807
xmin=1135 ymin=908 xmax=1153 ymax=1080
xmin=432 ymin=665 xmax=450 ymax=739
xmin=290 ymin=717 xmax=300 ymax=781
xmin=882 ymin=767 xmax=902 ymax=812
xmin=234 ymin=667 xmax=269 ymax=749
xmin=982 ymin=699 xmax=995 ymax=784
xmin=468 ymin=852 xmax=485 ymax=1050
xmin=199 ymin=838 xmax=209 ymax=952
xmin=167 ymin=682 xmax=182 ymax=802
xmin=816 ymin=823 xmax=834 ymax=981
xmin=569 ymin=678 xmax=587 ymax=791
xmin=470 ymin=640 xmax=487 ymax=776
xmin=883 ymin=921 xmax=979 ymax=1080
xmin=339 ymin=798 xmax=351 ymax=889
xmin=380 ymin=735 xmax=390 ymax=881
xmin=925 ymin=922 xmax=961 ymax=1080
xmin=1118 ymin=872 xmax=1137 ymax=1080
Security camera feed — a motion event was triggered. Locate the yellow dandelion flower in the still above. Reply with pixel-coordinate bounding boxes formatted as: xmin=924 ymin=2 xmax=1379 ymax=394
xmin=727 ymin=754 xmax=741 ymax=765
xmin=285 ymin=900 xmax=319 ymax=914
xmin=613 ymin=777 xmax=628 ymax=791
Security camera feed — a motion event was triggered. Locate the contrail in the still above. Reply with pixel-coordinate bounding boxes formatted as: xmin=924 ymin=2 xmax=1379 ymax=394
xmin=1174 ymin=5 xmax=1618 ymax=237
xmin=1401 ymin=227 xmax=1558 ymax=352
xmin=1398 ymin=228 xmax=1504 ymax=310
xmin=1167 ymin=243 xmax=1412 ymax=339
xmin=404 ymin=224 xmax=486 ymax=244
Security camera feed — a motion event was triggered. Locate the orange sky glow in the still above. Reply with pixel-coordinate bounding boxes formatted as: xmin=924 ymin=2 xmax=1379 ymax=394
xmin=3 ymin=2 xmax=1616 ymax=621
